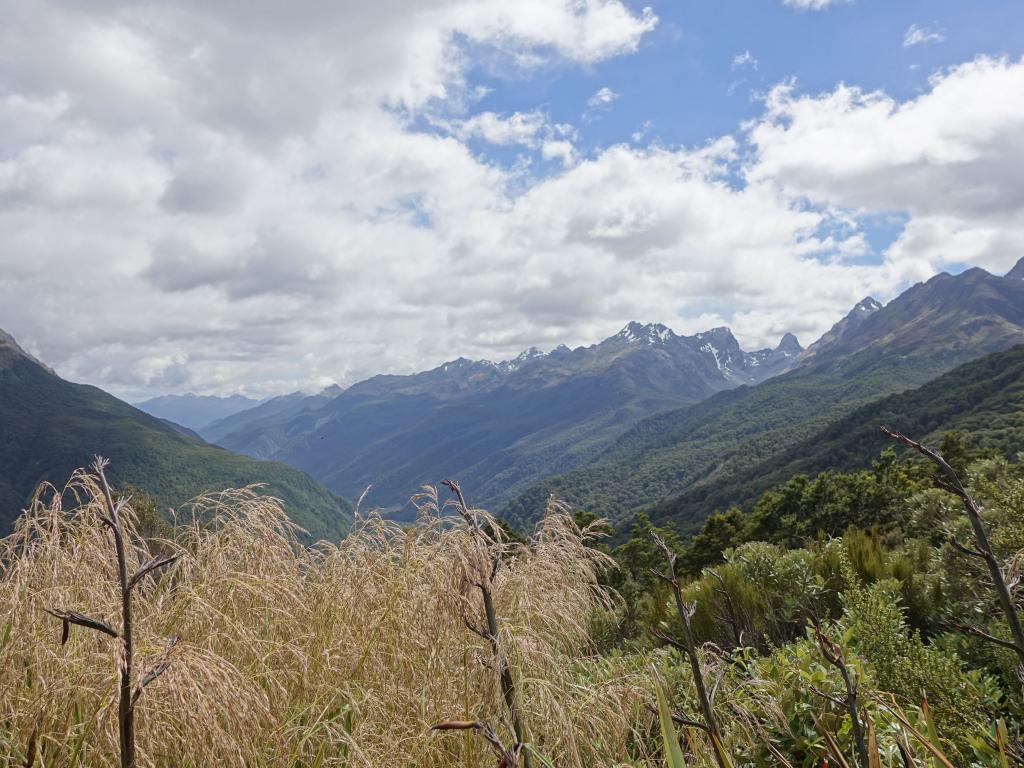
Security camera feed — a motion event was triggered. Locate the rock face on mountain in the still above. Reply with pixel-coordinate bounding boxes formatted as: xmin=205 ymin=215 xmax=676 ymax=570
xmin=1008 ymin=256 xmax=1024 ymax=280
xmin=797 ymin=297 xmax=882 ymax=365
xmin=795 ymin=268 xmax=1024 ymax=381
xmin=502 ymin=264 xmax=1024 ymax=529
xmin=212 ymin=322 xmax=801 ymax=514
xmin=0 ymin=331 xmax=351 ymax=540
xmin=135 ymin=393 xmax=260 ymax=432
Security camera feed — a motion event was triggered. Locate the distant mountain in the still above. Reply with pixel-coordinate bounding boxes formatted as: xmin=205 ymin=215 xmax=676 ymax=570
xmin=793 ymin=267 xmax=1024 ymax=381
xmin=135 ymin=393 xmax=260 ymax=432
xmin=1008 ymin=256 xmax=1024 ymax=281
xmin=213 ymin=323 xmax=802 ymax=514
xmin=502 ymin=265 xmax=1024 ymax=530
xmin=797 ymin=297 xmax=882 ymax=365
xmin=0 ymin=331 xmax=351 ymax=540
xmin=201 ymin=385 xmax=346 ymax=449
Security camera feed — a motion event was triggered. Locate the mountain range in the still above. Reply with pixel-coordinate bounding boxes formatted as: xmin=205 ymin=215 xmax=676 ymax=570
xmin=501 ymin=260 xmax=1024 ymax=530
xmin=205 ymin=323 xmax=803 ymax=516
xmin=0 ymin=331 xmax=351 ymax=540
xmin=5 ymin=257 xmax=1023 ymax=540
xmin=135 ymin=393 xmax=261 ymax=433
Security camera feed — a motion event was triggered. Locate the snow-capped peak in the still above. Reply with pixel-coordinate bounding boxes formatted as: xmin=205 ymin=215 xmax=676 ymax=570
xmin=616 ymin=321 xmax=676 ymax=344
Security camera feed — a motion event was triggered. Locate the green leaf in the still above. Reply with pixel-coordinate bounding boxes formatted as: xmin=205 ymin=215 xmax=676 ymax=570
xmin=653 ymin=667 xmax=688 ymax=768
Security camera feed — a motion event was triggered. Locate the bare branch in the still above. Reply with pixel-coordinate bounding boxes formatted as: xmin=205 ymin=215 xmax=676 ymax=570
xmin=942 ymin=619 xmax=1022 ymax=653
xmin=127 ymin=553 xmax=180 ymax=591
xmin=881 ymin=426 xmax=1024 ymax=667
xmin=45 ymin=608 xmax=119 ymax=641
xmin=463 ymin=617 xmax=490 ymax=641
xmin=131 ymin=637 xmax=178 ymax=708
xmin=643 ymin=703 xmax=710 ymax=732
xmin=949 ymin=536 xmax=987 ymax=560
xmin=651 ymin=629 xmax=689 ymax=654
xmin=810 ymin=619 xmax=868 ymax=768
xmin=443 ymin=479 xmax=532 ymax=768
xmin=808 ymin=685 xmax=847 ymax=709
xmin=431 ymin=720 xmax=520 ymax=764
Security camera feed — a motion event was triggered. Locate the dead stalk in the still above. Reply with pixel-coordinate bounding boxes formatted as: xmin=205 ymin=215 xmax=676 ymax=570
xmin=811 ymin=620 xmax=869 ymax=768
xmin=651 ymin=532 xmax=730 ymax=768
xmin=45 ymin=457 xmax=180 ymax=768
xmin=440 ymin=479 xmax=533 ymax=768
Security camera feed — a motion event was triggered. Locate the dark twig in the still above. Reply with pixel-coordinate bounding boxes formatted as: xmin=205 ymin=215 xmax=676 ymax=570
xmin=942 ymin=619 xmax=1023 ymax=653
xmin=644 ymin=703 xmax=710 ymax=732
xmin=45 ymin=458 xmax=180 ymax=768
xmin=431 ymin=721 xmax=523 ymax=767
xmin=811 ymin=619 xmax=869 ymax=768
xmin=651 ymin=532 xmax=731 ymax=768
xmin=948 ymin=536 xmax=987 ymax=561
xmin=707 ymin=569 xmax=744 ymax=649
xmin=44 ymin=609 xmax=119 ymax=642
xmin=127 ymin=554 xmax=180 ymax=591
xmin=442 ymin=480 xmax=532 ymax=768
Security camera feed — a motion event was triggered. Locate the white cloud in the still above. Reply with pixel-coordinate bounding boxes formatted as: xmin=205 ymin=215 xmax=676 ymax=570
xmin=747 ymin=56 xmax=1024 ymax=277
xmin=782 ymin=0 xmax=850 ymax=11
xmin=732 ymin=51 xmax=758 ymax=70
xmin=587 ymin=86 xmax=619 ymax=109
xmin=903 ymin=23 xmax=946 ymax=48
xmin=541 ymin=139 xmax=577 ymax=167
xmin=451 ymin=110 xmax=548 ymax=147
xmin=0 ymin=0 xmax=1020 ymax=402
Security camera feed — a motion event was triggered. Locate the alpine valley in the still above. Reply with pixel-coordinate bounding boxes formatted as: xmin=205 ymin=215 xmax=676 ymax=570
xmin=204 ymin=323 xmax=804 ymax=517
xmin=206 ymin=258 xmax=1024 ymax=526
xmin=3 ymin=259 xmax=1023 ymax=539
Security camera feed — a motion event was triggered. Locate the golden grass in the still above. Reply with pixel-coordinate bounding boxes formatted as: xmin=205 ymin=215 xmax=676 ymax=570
xmin=0 ymin=467 xmax=655 ymax=767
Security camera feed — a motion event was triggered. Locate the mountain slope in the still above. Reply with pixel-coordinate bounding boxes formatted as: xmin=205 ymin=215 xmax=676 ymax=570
xmin=216 ymin=323 xmax=802 ymax=514
xmin=502 ymin=265 xmax=1024 ymax=529
xmin=201 ymin=385 xmax=343 ymax=451
xmin=0 ymin=332 xmax=352 ymax=540
xmin=135 ymin=393 xmax=259 ymax=432
xmin=653 ymin=343 xmax=1024 ymax=531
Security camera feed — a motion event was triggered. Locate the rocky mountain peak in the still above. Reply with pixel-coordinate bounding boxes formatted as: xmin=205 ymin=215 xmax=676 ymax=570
xmin=0 ymin=328 xmax=55 ymax=373
xmin=0 ymin=328 xmax=21 ymax=353
xmin=1007 ymin=257 xmax=1024 ymax=281
xmin=695 ymin=326 xmax=740 ymax=349
xmin=854 ymin=297 xmax=883 ymax=314
xmin=615 ymin=321 xmax=676 ymax=345
xmin=775 ymin=332 xmax=803 ymax=355
xmin=799 ymin=296 xmax=883 ymax=364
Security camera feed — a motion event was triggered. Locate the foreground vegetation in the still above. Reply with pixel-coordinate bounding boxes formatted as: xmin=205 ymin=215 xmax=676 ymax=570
xmin=2 ymin=429 xmax=1023 ymax=766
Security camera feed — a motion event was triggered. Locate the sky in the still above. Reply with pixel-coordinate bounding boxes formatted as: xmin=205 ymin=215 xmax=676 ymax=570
xmin=1 ymin=0 xmax=1023 ymax=399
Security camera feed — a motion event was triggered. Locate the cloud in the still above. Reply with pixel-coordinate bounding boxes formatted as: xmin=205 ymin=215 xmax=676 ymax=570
xmin=782 ymin=0 xmax=850 ymax=11
xmin=0 ymin=0 xmax=1019 ymax=402
xmin=451 ymin=110 xmax=548 ymax=147
xmin=541 ymin=139 xmax=577 ymax=167
xmin=587 ymin=86 xmax=619 ymax=109
xmin=732 ymin=51 xmax=758 ymax=70
xmin=747 ymin=56 xmax=1024 ymax=277
xmin=903 ymin=23 xmax=946 ymax=48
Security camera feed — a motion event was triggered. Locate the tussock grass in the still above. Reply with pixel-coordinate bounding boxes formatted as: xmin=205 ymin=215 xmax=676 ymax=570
xmin=0 ymin=467 xmax=654 ymax=767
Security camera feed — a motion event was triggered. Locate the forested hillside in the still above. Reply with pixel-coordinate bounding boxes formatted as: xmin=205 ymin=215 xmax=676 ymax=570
xmin=652 ymin=342 xmax=1024 ymax=531
xmin=0 ymin=331 xmax=351 ymax=540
